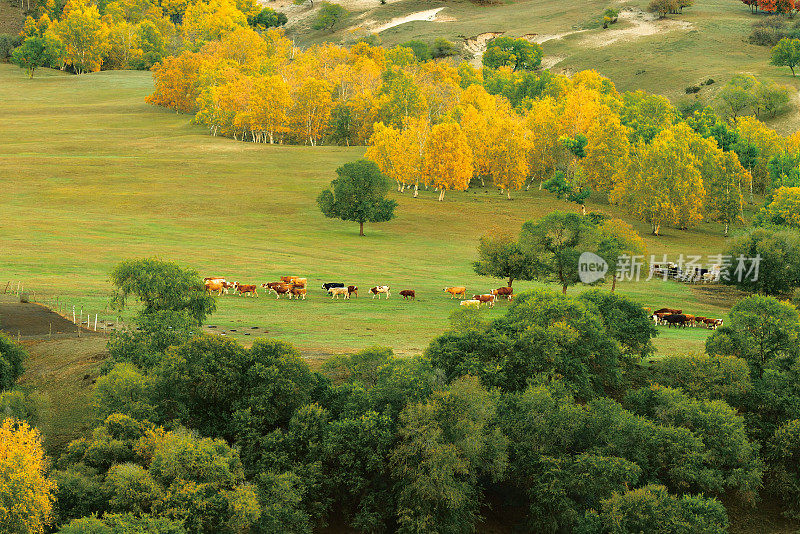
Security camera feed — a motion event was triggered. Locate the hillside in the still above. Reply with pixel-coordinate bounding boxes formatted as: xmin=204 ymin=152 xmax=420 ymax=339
xmin=284 ymin=0 xmax=800 ymax=133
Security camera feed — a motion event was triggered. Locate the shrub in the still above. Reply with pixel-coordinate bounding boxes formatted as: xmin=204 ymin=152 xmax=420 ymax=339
xmin=400 ymin=39 xmax=430 ymax=61
xmin=0 ymin=33 xmax=20 ymax=59
xmin=312 ymin=2 xmax=347 ymax=31
xmin=431 ymin=37 xmax=458 ymax=58
xmin=685 ymin=85 xmax=701 ymax=94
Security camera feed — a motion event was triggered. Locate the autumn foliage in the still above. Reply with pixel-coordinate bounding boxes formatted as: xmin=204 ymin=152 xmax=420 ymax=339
xmin=0 ymin=418 xmax=56 ymax=534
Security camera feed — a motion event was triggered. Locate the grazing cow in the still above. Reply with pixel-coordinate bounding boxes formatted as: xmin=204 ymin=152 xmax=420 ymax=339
xmin=700 ymin=317 xmax=723 ymax=329
xmin=663 ymin=314 xmax=689 ymax=328
xmin=370 ymin=286 xmax=390 ymax=299
xmin=460 ymin=299 xmax=481 ymax=308
xmin=289 ymin=286 xmax=307 ymax=300
xmin=492 ymin=287 xmax=513 ymax=300
xmin=399 ymin=290 xmax=415 ymax=300
xmin=328 ymin=286 xmax=350 ymax=299
xmin=473 ymin=294 xmax=496 ymax=308
xmin=654 ymin=308 xmax=682 ymax=315
xmin=292 ymin=278 xmax=307 ymax=288
xmin=323 ymin=282 xmax=345 ymax=290
xmin=262 ymin=282 xmax=288 ymax=290
xmin=281 ymin=276 xmax=298 ymax=283
xmin=233 ymin=282 xmax=258 ymax=297
xmin=268 ymin=285 xmax=291 ymax=298
xmin=444 ymin=287 xmax=467 ymax=299
xmin=347 ymin=285 xmax=358 ymax=298
xmin=204 ymin=279 xmax=227 ymax=296
xmin=683 ymin=314 xmax=696 ymax=327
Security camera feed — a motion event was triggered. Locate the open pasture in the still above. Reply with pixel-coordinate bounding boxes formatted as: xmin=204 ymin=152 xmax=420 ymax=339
xmin=0 ymin=64 xmax=740 ymax=357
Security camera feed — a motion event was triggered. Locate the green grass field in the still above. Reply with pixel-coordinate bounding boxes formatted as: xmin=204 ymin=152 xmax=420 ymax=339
xmin=0 ymin=63 xmax=747 ymax=359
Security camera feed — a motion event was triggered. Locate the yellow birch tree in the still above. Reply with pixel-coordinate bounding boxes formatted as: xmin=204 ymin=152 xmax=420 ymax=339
xmin=424 ymin=122 xmax=473 ymax=201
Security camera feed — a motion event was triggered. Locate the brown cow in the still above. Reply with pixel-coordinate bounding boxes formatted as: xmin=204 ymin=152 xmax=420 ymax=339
xmin=289 ymin=286 xmax=307 ymax=300
xmin=654 ymin=308 xmax=682 ymax=315
xmin=204 ymin=279 xmax=227 ymax=296
xmin=492 ymin=287 xmax=513 ymax=300
xmin=473 ymin=294 xmax=495 ymax=308
xmin=444 ymin=287 xmax=466 ymax=299
xmin=234 ymin=282 xmax=258 ymax=297
xmin=267 ymin=284 xmax=291 ymax=298
xmin=348 ymin=285 xmax=358 ymax=297
xmin=399 ymin=290 xmax=415 ymax=300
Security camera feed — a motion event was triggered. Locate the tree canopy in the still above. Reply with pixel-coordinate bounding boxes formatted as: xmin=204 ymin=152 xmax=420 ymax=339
xmin=317 ymin=159 xmax=397 ymax=236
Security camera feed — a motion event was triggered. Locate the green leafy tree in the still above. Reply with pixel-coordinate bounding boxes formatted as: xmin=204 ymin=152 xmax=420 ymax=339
xmin=0 ymin=334 xmax=26 ymax=391
xmin=771 ymin=37 xmax=800 ymax=76
xmin=248 ymin=7 xmax=287 ymax=29
xmin=390 ymin=376 xmax=507 ymax=534
xmin=577 ymin=289 xmax=656 ymax=360
xmin=519 ymin=212 xmax=599 ymax=294
xmin=91 ymin=363 xmax=155 ymax=421
xmin=719 ymin=226 xmax=800 ymax=295
xmin=646 ymin=354 xmax=752 ymax=403
xmin=317 ymin=159 xmax=397 ymax=236
xmin=11 ymin=36 xmax=55 ymax=77
xmin=58 ymin=513 xmax=186 ymax=533
xmin=431 ymin=37 xmax=457 ymax=58
xmin=472 ymin=232 xmax=533 ymax=287
xmin=482 ymin=36 xmax=543 ymax=71
xmin=311 ymin=2 xmax=346 ymax=31
xmin=765 ymin=419 xmax=800 ymax=519
xmin=110 ymin=258 xmax=216 ymax=325
xmin=400 ymin=40 xmax=430 ymax=61
xmin=707 ymin=294 xmax=800 ymax=378
xmin=587 ymin=484 xmax=728 ymax=534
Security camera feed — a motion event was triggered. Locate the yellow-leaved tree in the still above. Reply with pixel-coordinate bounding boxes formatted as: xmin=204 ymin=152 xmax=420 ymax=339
xmin=582 ymin=113 xmax=631 ymax=193
xmin=487 ymin=112 xmax=530 ymax=199
xmin=612 ymin=124 xmax=706 ymax=235
xmin=735 ymin=116 xmax=784 ymax=195
xmin=248 ymin=74 xmax=292 ymax=144
xmin=54 ymin=0 xmax=110 ymax=74
xmin=524 ymin=98 xmax=562 ymax=190
xmin=761 ymin=186 xmax=800 ymax=227
xmin=0 ymin=418 xmax=56 ymax=534
xmin=291 ymin=78 xmax=334 ymax=146
xmin=182 ymin=0 xmax=247 ymax=47
xmin=366 ymin=122 xmax=407 ymax=191
xmin=424 ymin=122 xmax=473 ymax=201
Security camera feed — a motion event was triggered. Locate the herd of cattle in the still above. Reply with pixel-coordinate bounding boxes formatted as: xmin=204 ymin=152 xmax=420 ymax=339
xmin=204 ymin=277 xmax=724 ymax=327
xmin=650 ymin=307 xmax=724 ymax=329
xmin=203 ymin=277 xmax=515 ymax=305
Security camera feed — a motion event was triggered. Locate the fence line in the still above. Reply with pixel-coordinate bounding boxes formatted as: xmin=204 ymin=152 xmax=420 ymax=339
xmin=3 ymin=279 xmax=131 ymax=338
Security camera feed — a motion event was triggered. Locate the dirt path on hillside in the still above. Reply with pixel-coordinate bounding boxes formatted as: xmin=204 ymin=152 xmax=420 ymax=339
xmin=372 ymin=7 xmax=447 ymax=33
xmin=466 ymin=8 xmax=693 ymax=68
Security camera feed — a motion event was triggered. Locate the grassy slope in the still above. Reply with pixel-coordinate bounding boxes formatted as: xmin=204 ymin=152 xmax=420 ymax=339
xmin=295 ymin=0 xmax=800 ymax=133
xmin=0 ymin=63 xmax=742 ymax=360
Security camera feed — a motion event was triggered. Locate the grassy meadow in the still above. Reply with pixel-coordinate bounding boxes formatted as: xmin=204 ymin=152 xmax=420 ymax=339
xmin=0 ymin=63 xmax=748 ymax=360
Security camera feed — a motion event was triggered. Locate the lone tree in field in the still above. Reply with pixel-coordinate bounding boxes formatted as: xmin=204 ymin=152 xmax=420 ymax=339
xmin=11 ymin=37 xmax=54 ymax=78
xmin=771 ymin=38 xmax=800 ymax=77
xmin=472 ymin=232 xmax=533 ymax=287
xmin=317 ymin=159 xmax=397 ymax=236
